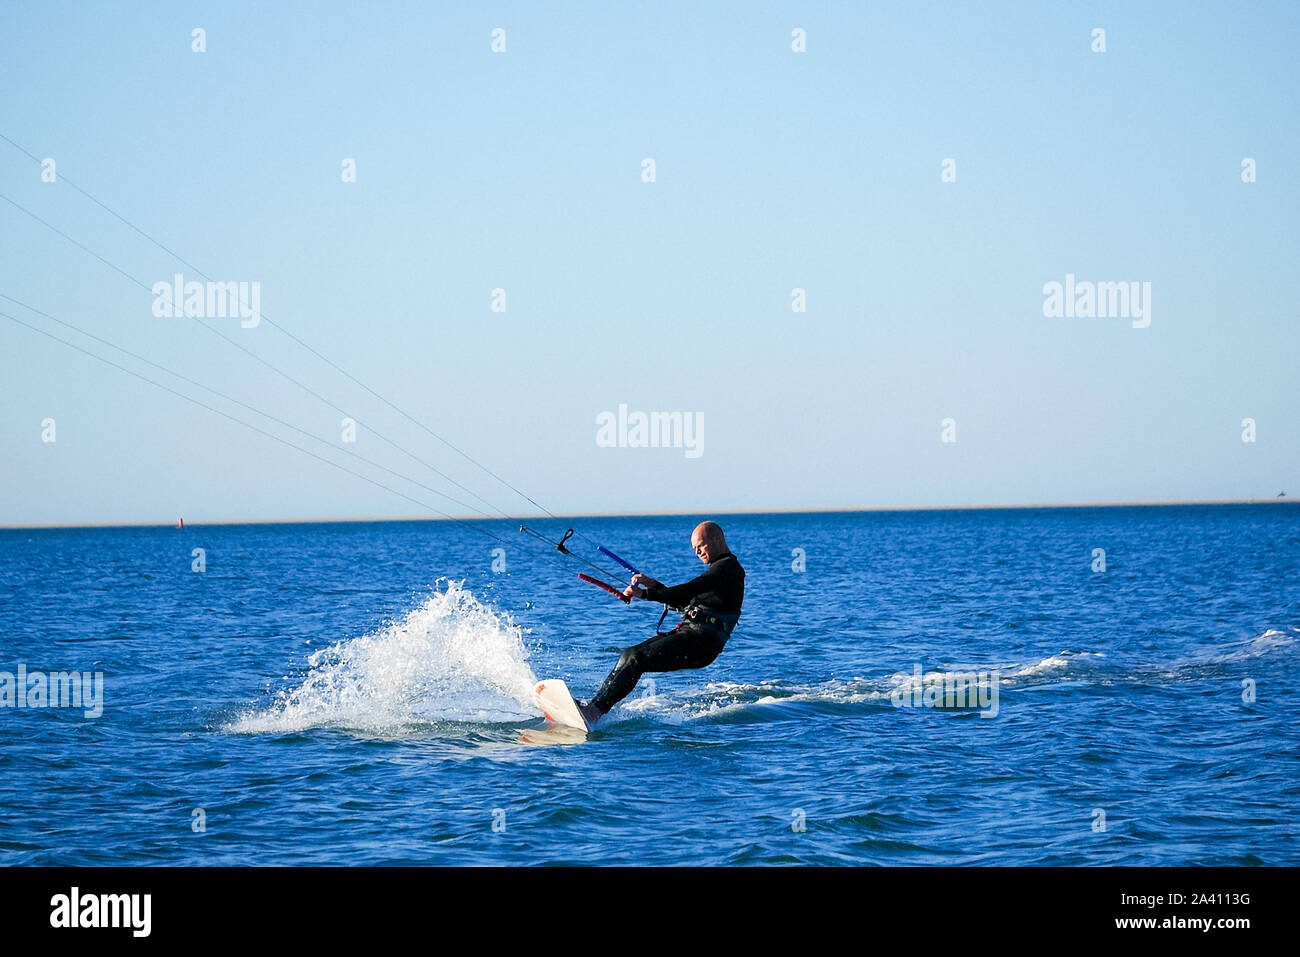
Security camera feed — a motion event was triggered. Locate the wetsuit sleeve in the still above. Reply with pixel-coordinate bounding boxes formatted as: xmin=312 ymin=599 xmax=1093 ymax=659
xmin=643 ymin=569 xmax=715 ymax=610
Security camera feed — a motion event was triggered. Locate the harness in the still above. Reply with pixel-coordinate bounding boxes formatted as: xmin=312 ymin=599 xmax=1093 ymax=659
xmin=656 ymin=602 xmax=740 ymax=638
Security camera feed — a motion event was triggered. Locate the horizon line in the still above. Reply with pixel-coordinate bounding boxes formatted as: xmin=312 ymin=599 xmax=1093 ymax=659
xmin=1 ymin=496 xmax=1294 ymax=530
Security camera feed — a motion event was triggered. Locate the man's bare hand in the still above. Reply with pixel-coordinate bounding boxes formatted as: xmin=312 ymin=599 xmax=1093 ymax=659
xmin=623 ymin=573 xmax=661 ymax=600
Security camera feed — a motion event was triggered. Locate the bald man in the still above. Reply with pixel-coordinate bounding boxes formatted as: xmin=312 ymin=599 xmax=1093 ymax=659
xmin=575 ymin=521 xmax=745 ymax=725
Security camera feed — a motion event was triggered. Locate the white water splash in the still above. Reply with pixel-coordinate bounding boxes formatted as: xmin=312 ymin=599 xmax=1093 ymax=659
xmin=1206 ymin=628 xmax=1298 ymax=663
xmin=228 ymin=582 xmax=539 ymax=734
xmin=609 ymin=627 xmax=1296 ymax=724
xmin=615 ymin=678 xmax=894 ymax=724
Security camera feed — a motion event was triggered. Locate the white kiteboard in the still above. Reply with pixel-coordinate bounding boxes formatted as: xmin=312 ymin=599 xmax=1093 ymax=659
xmin=518 ymin=724 xmax=589 ymax=746
xmin=534 ymin=679 xmax=590 ymax=732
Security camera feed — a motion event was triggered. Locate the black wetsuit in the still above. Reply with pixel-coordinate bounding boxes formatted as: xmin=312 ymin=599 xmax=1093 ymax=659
xmin=589 ymin=552 xmax=745 ymax=715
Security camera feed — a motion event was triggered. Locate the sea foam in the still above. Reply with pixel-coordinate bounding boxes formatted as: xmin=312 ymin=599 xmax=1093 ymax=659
xmin=228 ymin=581 xmax=538 ymax=734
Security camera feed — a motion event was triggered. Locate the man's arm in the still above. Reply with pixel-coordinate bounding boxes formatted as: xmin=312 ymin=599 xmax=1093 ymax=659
xmin=640 ymin=568 xmax=715 ymax=610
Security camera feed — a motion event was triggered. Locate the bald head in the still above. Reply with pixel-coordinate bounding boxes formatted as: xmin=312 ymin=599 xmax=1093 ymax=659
xmin=691 ymin=521 xmax=729 ymax=563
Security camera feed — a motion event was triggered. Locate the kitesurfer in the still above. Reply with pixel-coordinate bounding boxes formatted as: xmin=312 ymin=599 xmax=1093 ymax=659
xmin=575 ymin=521 xmax=745 ymax=725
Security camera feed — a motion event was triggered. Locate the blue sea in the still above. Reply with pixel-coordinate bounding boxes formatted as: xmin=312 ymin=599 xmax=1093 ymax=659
xmin=1 ymin=506 xmax=1296 ymax=866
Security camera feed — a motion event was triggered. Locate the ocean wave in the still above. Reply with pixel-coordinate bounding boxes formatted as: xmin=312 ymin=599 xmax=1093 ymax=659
xmin=598 ymin=626 xmax=1296 ymax=723
xmin=1204 ymin=628 xmax=1297 ymax=663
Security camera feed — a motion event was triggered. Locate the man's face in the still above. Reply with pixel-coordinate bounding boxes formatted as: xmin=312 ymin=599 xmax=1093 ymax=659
xmin=692 ymin=529 xmax=710 ymax=563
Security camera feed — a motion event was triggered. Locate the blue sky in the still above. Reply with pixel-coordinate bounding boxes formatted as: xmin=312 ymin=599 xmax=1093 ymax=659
xmin=1 ymin=1 xmax=1297 ymax=525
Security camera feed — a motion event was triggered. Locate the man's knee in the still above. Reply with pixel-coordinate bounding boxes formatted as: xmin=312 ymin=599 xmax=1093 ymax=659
xmin=615 ymin=647 xmax=641 ymax=672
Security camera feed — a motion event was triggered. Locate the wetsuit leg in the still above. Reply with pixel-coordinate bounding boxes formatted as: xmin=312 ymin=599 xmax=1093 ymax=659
xmin=589 ymin=625 xmax=727 ymax=715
